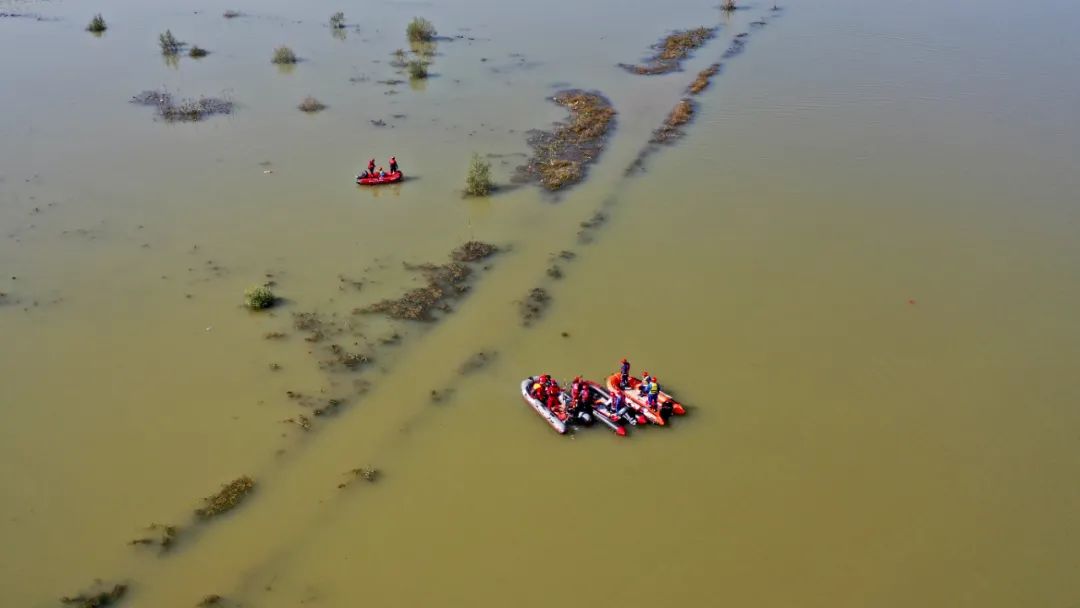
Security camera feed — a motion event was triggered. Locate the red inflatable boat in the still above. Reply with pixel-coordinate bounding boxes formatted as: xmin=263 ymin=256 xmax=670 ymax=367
xmin=356 ymin=171 xmax=403 ymax=185
xmin=605 ymin=373 xmax=686 ymax=425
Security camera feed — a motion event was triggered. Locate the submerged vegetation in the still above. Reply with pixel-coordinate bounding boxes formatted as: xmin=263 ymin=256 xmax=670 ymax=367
xmin=86 ymin=14 xmax=106 ymax=33
xmin=360 ymin=242 xmax=497 ymax=321
xmin=652 ymin=98 xmax=696 ymax=143
xmin=129 ymin=522 xmax=180 ymax=551
xmin=195 ymin=476 xmax=255 ymax=519
xmin=519 ymin=287 xmax=551 ymax=325
xmin=451 ymin=240 xmax=498 ymax=262
xmin=407 ymin=59 xmax=428 ymax=79
xmin=620 ymin=27 xmax=717 ymax=75
xmin=464 ymin=153 xmax=493 ymax=196
xmin=517 ymin=90 xmax=616 ymax=191
xmin=330 ymin=12 xmax=345 ymax=29
xmin=272 ymin=45 xmax=298 ymax=64
xmin=61 ymin=583 xmax=127 ymax=607
xmin=131 ymin=89 xmax=234 ymax=122
xmin=158 ymin=29 xmax=181 ymax=55
xmin=406 ymin=17 xmax=436 ymax=42
xmin=244 ymin=286 xmax=276 ymax=310
xmin=222 ymin=10 xmax=241 ymax=19
xmin=298 ymin=96 xmax=326 ymax=113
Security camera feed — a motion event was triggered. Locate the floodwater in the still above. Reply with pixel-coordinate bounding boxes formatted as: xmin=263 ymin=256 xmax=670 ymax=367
xmin=2 ymin=0 xmax=1079 ymax=605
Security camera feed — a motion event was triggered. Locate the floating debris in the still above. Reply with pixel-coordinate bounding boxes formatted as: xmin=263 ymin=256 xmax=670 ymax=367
xmin=198 ymin=595 xmax=224 ymax=606
xmin=194 ymin=476 xmax=255 ymax=519
xmin=61 ymin=583 xmax=128 ymax=608
xmin=378 ymin=332 xmax=402 ymax=345
xmin=129 ymin=523 xmax=179 ymax=552
xmin=282 ymin=415 xmax=312 ymax=431
xmin=546 ymin=265 xmax=563 ymax=279
xmin=516 ymin=91 xmax=616 ymax=192
xmin=519 ymin=287 xmax=551 ymax=326
xmin=325 ymin=344 xmax=371 ymax=370
xmin=312 ymin=398 xmax=343 ymax=416
xmin=263 ymin=331 xmax=287 ymax=340
xmin=620 ymin=27 xmax=717 ymax=75
xmin=338 ymin=466 xmax=381 ymax=488
xmin=361 ymin=263 xmax=470 ymax=321
xmin=429 ymin=388 xmax=454 ymax=403
xmin=451 ymin=241 xmax=498 ymax=262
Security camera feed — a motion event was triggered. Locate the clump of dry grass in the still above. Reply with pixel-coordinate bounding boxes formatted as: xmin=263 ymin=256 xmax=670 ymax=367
xmin=451 ymin=241 xmax=498 ymax=262
xmin=194 ymin=476 xmax=255 ymax=519
xmin=620 ymin=26 xmax=717 ymax=75
xmin=517 ymin=90 xmax=616 ymax=191
xmin=651 ymin=98 xmax=696 ymax=143
xmin=687 ymin=63 xmax=721 ymax=94
xmin=298 ymin=96 xmax=326 ymax=113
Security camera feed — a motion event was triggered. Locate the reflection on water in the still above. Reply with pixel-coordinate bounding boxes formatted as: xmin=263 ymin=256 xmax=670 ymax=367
xmin=2 ymin=0 xmax=1079 ymax=606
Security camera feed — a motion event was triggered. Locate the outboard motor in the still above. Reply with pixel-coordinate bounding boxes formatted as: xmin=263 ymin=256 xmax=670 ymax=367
xmin=659 ymin=400 xmax=674 ymax=422
xmin=575 ymin=409 xmax=594 ymax=426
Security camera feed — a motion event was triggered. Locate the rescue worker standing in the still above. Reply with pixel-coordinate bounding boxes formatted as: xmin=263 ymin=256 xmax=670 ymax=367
xmin=619 ymin=358 xmax=631 ymax=388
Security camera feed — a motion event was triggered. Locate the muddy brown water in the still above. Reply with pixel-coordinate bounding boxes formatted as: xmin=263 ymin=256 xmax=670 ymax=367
xmin=3 ymin=0 xmax=1080 ymax=606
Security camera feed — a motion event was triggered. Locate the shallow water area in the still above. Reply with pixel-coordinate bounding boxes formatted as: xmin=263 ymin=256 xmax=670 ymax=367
xmin=3 ymin=0 xmax=1080 ymax=606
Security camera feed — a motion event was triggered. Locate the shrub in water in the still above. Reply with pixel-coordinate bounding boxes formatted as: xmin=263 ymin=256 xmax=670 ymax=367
xmin=464 ymin=153 xmax=493 ymax=196
xmin=244 ymin=286 xmax=276 ymax=310
xmin=406 ymin=17 xmax=436 ymax=42
xmin=330 ymin=12 xmax=345 ymax=29
xmin=272 ymin=45 xmax=298 ymax=64
xmin=722 ymin=0 xmax=737 ymax=11
xmin=159 ymin=29 xmax=181 ymax=55
xmin=407 ymin=59 xmax=428 ymax=79
xmin=87 ymin=14 xmax=107 ymax=33
xmin=189 ymin=45 xmax=208 ymax=58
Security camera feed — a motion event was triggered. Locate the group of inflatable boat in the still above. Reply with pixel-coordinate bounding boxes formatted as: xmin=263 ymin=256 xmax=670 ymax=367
xmin=519 ymin=368 xmax=686 ymax=437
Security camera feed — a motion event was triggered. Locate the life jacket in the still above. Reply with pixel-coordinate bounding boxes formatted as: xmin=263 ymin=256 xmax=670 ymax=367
xmin=649 ymin=382 xmax=659 ymax=395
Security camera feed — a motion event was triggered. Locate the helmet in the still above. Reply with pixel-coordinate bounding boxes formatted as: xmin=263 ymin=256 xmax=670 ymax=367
xmin=620 ymin=358 xmax=627 ymax=363
xmin=642 ymin=371 xmax=649 ymax=377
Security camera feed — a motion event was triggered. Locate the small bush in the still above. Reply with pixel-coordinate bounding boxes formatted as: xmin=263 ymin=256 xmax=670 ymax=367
xmin=298 ymin=96 xmax=326 ymax=113
xmin=86 ymin=14 xmax=106 ymax=33
xmin=244 ymin=286 xmax=276 ymax=310
xmin=390 ymin=48 xmax=407 ymax=67
xmin=330 ymin=12 xmax=345 ymax=29
xmin=722 ymin=0 xmax=737 ymax=11
xmin=272 ymin=45 xmax=297 ymax=64
xmin=189 ymin=45 xmax=208 ymax=58
xmin=407 ymin=59 xmax=428 ymax=79
xmin=464 ymin=153 xmax=493 ymax=196
xmin=159 ymin=29 xmax=181 ymax=55
xmin=406 ymin=17 xmax=436 ymax=42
